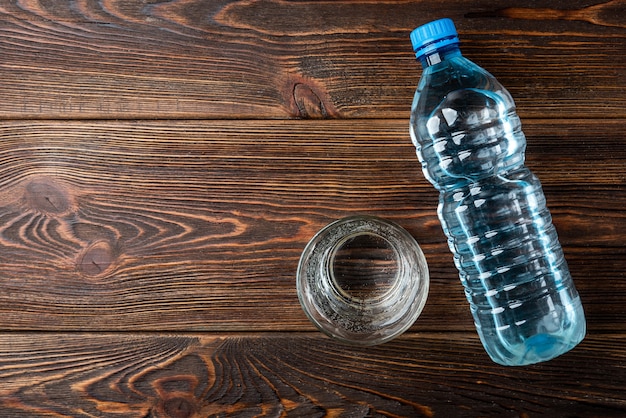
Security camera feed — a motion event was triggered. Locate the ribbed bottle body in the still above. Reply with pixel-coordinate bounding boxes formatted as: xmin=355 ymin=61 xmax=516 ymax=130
xmin=439 ymin=169 xmax=585 ymax=365
xmin=410 ymin=52 xmax=585 ymax=365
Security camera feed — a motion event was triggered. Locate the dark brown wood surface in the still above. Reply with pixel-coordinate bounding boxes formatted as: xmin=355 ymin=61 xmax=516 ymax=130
xmin=0 ymin=1 xmax=624 ymax=417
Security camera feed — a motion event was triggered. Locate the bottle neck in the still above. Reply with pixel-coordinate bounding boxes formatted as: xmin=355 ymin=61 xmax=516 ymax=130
xmin=418 ymin=44 xmax=462 ymax=69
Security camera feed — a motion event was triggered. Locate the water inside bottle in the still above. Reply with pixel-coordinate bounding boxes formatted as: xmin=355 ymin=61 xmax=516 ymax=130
xmin=412 ymin=85 xmax=586 ymax=365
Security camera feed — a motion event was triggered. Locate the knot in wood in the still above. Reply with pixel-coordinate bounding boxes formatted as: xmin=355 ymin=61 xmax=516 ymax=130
xmin=292 ymin=82 xmax=329 ymax=119
xmin=23 ymin=177 xmax=72 ymax=215
xmin=78 ymin=241 xmax=115 ymax=277
xmin=160 ymin=396 xmax=197 ymax=418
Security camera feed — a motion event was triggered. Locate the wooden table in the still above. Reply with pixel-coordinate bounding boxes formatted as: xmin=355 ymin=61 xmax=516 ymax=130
xmin=0 ymin=1 xmax=624 ymax=416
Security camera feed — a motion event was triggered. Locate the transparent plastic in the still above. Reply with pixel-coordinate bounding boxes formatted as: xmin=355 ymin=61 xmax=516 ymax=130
xmin=409 ymin=19 xmax=585 ymax=365
xmin=297 ymin=216 xmax=429 ymax=345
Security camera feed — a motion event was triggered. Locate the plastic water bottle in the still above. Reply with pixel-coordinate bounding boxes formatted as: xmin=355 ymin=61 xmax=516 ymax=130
xmin=408 ymin=18 xmax=586 ymax=366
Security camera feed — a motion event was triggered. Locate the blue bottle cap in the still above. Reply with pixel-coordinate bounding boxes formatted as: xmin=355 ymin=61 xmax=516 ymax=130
xmin=410 ymin=18 xmax=459 ymax=59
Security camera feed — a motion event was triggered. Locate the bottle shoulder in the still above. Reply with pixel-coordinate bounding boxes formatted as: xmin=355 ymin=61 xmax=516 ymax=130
xmin=422 ymin=55 xmax=496 ymax=88
xmin=409 ymin=56 xmax=525 ymax=188
xmin=412 ymin=56 xmax=514 ymax=119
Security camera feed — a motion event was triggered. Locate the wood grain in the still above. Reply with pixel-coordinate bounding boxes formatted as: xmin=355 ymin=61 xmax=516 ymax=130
xmin=1 ymin=1 xmax=625 ymax=414
xmin=0 ymin=119 xmax=623 ymax=332
xmin=1 ymin=333 xmax=625 ymax=417
xmin=0 ymin=0 xmax=623 ymax=119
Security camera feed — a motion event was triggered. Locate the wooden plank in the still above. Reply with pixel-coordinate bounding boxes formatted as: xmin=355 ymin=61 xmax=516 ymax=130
xmin=0 ymin=119 xmax=623 ymax=331
xmin=1 ymin=333 xmax=625 ymax=416
xmin=0 ymin=0 xmax=623 ymax=119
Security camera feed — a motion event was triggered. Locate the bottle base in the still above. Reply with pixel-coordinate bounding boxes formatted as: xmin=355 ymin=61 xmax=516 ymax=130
xmin=481 ymin=317 xmax=586 ymax=366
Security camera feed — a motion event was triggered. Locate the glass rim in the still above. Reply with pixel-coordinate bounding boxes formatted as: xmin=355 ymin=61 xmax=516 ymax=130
xmin=296 ymin=215 xmax=430 ymax=346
